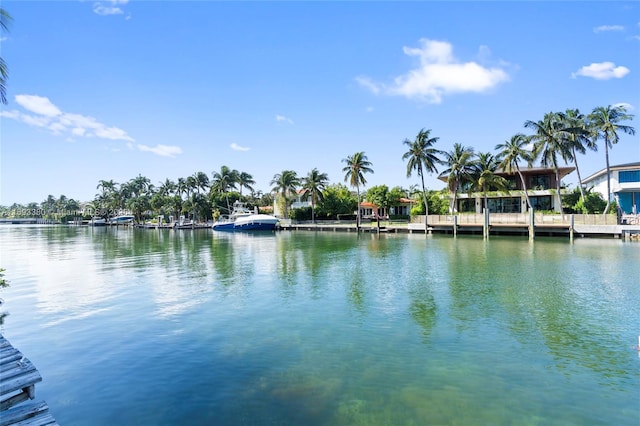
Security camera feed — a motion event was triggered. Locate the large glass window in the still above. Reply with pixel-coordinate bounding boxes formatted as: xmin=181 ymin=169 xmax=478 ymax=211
xmin=619 ymin=170 xmax=640 ymax=183
xmin=458 ymin=199 xmax=475 ymax=213
xmin=486 ymin=197 xmax=521 ymax=213
xmin=530 ymin=175 xmax=550 ymax=190
xmin=530 ymin=196 xmax=551 ymax=211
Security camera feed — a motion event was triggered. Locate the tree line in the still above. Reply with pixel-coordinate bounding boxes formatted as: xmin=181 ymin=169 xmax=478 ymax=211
xmin=1 ymin=104 xmax=634 ymax=224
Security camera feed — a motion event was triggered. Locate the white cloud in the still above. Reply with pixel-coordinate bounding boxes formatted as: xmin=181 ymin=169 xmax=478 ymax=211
xmin=230 ymin=143 xmax=250 ymax=152
xmin=16 ymin=94 xmax=61 ymax=117
xmin=137 ymin=144 xmax=182 ymax=157
xmin=357 ymin=39 xmax=510 ymax=104
xmin=2 ymin=94 xmax=135 ymax=142
xmin=275 ymin=114 xmax=294 ymax=124
xmin=93 ymin=0 xmax=130 ymax=16
xmin=365 ymin=106 xmax=374 ymax=113
xmin=613 ymin=102 xmax=634 ymax=112
xmin=355 ymin=76 xmax=381 ymax=95
xmin=571 ymin=62 xmax=630 ymax=80
xmin=593 ymin=25 xmax=624 ymax=33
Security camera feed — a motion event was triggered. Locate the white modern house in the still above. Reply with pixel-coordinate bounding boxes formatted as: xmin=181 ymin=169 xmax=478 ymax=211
xmin=438 ymin=166 xmax=575 ymax=213
xmin=582 ymin=162 xmax=640 ymax=215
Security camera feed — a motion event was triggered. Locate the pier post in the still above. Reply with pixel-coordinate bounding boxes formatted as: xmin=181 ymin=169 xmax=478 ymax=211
xmin=569 ymin=214 xmax=574 ymax=243
xmin=483 ymin=208 xmax=489 ymax=239
xmin=453 ymin=215 xmax=458 ymax=237
xmin=529 ymin=208 xmax=535 ymax=241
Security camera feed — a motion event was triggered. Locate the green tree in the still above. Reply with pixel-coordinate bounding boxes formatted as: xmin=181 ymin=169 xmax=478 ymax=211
xmin=525 ymin=112 xmax=568 ymax=215
xmin=495 ymin=133 xmax=534 ymax=210
xmin=301 ymin=168 xmax=329 ymax=223
xmin=193 ymin=172 xmax=210 ymax=195
xmin=211 ymin=166 xmax=239 ymax=213
xmin=271 ymin=170 xmax=300 ymax=219
xmin=472 ymin=152 xmax=509 ymax=212
xmin=588 ymin=105 xmax=636 ymax=214
xmin=0 ymin=7 xmax=13 ymax=104
xmin=559 ymin=109 xmax=597 ymax=201
xmin=237 ymin=171 xmax=255 ymax=197
xmin=402 ymin=128 xmax=442 ymax=230
xmin=366 ymin=184 xmax=391 ymax=230
xmin=342 ymin=151 xmax=373 ymax=231
xmin=316 ymin=184 xmax=357 ymax=220
xmin=440 ymin=143 xmax=474 ymax=213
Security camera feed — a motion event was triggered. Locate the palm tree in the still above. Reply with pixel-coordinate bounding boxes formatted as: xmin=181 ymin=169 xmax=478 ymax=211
xmin=559 ymin=109 xmax=597 ymax=201
xmin=193 ymin=172 xmax=210 ymax=195
xmin=472 ymin=152 xmax=509 ymax=212
xmin=301 ymin=168 xmax=329 ymax=223
xmin=96 ymin=179 xmax=119 ymax=215
xmin=440 ymin=143 xmax=474 ymax=213
xmin=237 ymin=171 xmax=255 ymax=197
xmin=211 ymin=166 xmax=239 ymax=213
xmin=342 ymin=151 xmax=374 ymax=231
xmin=588 ymin=105 xmax=636 ymax=214
xmin=270 ymin=170 xmax=300 ymax=219
xmin=495 ymin=133 xmax=534 ymax=211
xmin=0 ymin=8 xmax=13 ymax=104
xmin=525 ymin=112 xmax=568 ymax=215
xmin=158 ymin=179 xmax=176 ymax=197
xmin=401 ymin=128 xmax=442 ymax=230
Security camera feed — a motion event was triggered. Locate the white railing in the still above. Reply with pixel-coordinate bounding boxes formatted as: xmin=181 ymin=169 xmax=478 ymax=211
xmin=412 ymin=213 xmax=619 ymax=226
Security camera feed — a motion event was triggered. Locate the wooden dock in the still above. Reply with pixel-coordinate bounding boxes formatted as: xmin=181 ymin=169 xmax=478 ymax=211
xmin=0 ymin=335 xmax=57 ymax=426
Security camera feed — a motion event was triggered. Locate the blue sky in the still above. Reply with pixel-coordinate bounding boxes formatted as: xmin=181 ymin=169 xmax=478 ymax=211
xmin=1 ymin=1 xmax=639 ymax=205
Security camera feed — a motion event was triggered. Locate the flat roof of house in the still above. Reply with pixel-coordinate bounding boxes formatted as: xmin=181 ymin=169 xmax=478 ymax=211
xmin=437 ymin=166 xmax=575 ymax=182
xmin=582 ymin=162 xmax=640 ymax=183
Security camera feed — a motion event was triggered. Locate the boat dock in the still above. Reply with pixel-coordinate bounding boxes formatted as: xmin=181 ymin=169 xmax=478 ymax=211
xmin=279 ymin=213 xmax=640 ymax=240
xmin=0 ymin=335 xmax=57 ymax=426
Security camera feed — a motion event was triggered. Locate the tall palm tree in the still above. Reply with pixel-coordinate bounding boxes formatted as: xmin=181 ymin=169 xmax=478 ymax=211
xmin=301 ymin=168 xmax=329 ymax=223
xmin=0 ymin=8 xmax=13 ymax=105
xmin=495 ymin=133 xmax=534 ymax=211
xmin=588 ymin=105 xmax=636 ymax=214
xmin=270 ymin=170 xmax=300 ymax=219
xmin=211 ymin=166 xmax=239 ymax=213
xmin=440 ymin=143 xmax=474 ymax=213
xmin=237 ymin=171 xmax=256 ymax=197
xmin=193 ymin=172 xmax=210 ymax=195
xmin=525 ymin=112 xmax=568 ymax=215
xmin=472 ymin=152 xmax=509 ymax=212
xmin=158 ymin=179 xmax=176 ymax=197
xmin=401 ymin=128 xmax=442 ymax=230
xmin=559 ymin=109 xmax=597 ymax=201
xmin=96 ymin=179 xmax=119 ymax=215
xmin=342 ymin=151 xmax=374 ymax=231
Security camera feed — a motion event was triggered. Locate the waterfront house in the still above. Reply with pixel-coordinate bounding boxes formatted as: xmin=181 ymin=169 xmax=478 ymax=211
xmin=582 ymin=162 xmax=640 ymax=215
xmin=438 ymin=166 xmax=575 ymax=213
xmin=360 ymin=198 xmax=415 ymax=219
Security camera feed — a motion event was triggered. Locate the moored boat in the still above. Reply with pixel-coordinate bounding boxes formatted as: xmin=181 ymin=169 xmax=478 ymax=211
xmin=212 ymin=201 xmax=279 ymax=231
xmin=111 ymin=215 xmax=135 ymax=225
xmin=89 ymin=217 xmax=107 ymax=226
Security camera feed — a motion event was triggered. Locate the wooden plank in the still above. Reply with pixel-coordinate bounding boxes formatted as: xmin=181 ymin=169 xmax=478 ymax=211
xmin=1 ymin=359 xmax=38 ymax=381
xmin=0 ymin=350 xmax=23 ymax=366
xmin=0 ymin=370 xmax=42 ymax=397
xmin=0 ymin=400 xmax=48 ymax=426
xmin=0 ymin=391 xmax=30 ymax=411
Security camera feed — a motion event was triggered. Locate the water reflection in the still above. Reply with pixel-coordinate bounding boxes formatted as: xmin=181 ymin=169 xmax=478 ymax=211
xmin=0 ymin=227 xmax=637 ymax=425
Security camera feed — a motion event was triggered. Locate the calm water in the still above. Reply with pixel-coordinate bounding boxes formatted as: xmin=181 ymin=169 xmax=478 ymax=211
xmin=0 ymin=226 xmax=638 ymax=425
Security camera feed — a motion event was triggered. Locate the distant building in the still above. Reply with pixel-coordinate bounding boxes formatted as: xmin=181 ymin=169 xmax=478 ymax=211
xmin=582 ymin=162 xmax=640 ymax=214
xmin=360 ymin=198 xmax=415 ymax=219
xmin=438 ymin=166 xmax=575 ymax=213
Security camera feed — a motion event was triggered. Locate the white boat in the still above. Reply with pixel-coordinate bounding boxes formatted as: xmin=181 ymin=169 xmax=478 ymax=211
xmin=111 ymin=215 xmax=135 ymax=224
xmin=212 ymin=201 xmax=279 ymax=231
xmin=89 ymin=217 xmax=107 ymax=226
